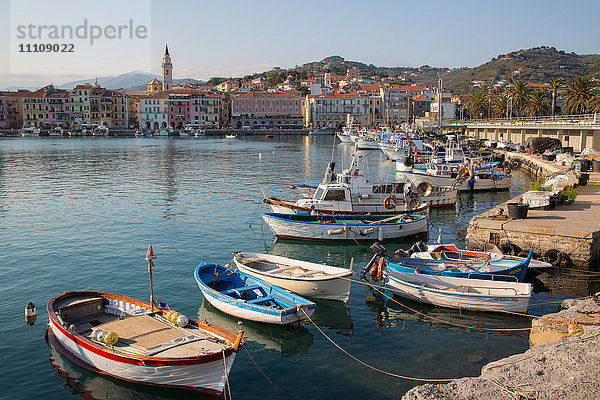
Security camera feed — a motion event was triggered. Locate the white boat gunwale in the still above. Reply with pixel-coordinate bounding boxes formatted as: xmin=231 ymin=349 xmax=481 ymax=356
xmin=233 ymin=252 xmax=352 ymax=283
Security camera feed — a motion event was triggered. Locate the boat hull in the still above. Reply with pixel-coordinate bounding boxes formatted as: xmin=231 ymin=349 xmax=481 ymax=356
xmin=233 ymin=253 xmax=352 ymax=302
xmin=264 ymin=197 xmax=430 ymax=215
xmin=194 ymin=264 xmax=316 ymax=326
xmin=46 ymin=294 xmax=237 ymax=397
xmin=262 ymin=213 xmax=428 ymax=242
xmin=398 ymin=170 xmax=510 ymax=191
xmin=385 ymin=270 xmax=532 ymax=313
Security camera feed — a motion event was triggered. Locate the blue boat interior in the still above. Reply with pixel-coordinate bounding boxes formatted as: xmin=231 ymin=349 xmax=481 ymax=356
xmin=198 ymin=264 xmax=301 ymax=310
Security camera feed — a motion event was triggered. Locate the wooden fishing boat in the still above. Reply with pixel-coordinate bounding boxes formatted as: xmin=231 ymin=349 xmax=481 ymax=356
xmin=232 ymin=252 xmax=352 ymax=302
xmin=46 ymin=290 xmax=243 ymax=397
xmin=386 ymin=251 xmax=532 ymax=282
xmin=384 ymin=269 xmax=533 ymax=313
xmin=194 ymin=262 xmax=316 ymax=326
xmin=410 ymin=243 xmax=552 ymax=271
xmin=262 ymin=212 xmax=428 ymax=242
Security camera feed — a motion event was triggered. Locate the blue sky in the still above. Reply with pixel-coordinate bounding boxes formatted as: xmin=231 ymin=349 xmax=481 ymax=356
xmin=1 ymin=0 xmax=599 ymax=88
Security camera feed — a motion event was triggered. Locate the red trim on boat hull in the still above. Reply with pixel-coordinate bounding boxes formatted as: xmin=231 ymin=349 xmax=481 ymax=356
xmin=47 ymin=327 xmax=223 ymax=398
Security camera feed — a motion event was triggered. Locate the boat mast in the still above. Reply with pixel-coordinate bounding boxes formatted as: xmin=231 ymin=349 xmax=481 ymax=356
xmin=146 ymin=244 xmax=157 ymax=312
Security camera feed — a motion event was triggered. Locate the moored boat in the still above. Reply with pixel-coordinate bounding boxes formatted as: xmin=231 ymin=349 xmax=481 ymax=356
xmin=232 ymin=251 xmax=352 ymax=302
xmin=194 ymin=262 xmax=316 ymax=326
xmin=384 ymin=269 xmax=533 ymax=313
xmin=386 ymin=250 xmax=532 ymax=282
xmin=262 ymin=212 xmax=428 ymax=242
xmin=409 ymin=243 xmax=552 ymax=271
xmin=46 ymin=290 xmax=243 ymax=397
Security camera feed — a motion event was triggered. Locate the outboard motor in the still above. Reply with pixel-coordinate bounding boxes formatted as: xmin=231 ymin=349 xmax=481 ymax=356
xmin=360 ymin=242 xmax=387 ymax=277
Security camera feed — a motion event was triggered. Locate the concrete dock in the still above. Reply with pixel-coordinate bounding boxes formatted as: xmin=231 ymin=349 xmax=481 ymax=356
xmin=467 ymin=153 xmax=600 ymax=268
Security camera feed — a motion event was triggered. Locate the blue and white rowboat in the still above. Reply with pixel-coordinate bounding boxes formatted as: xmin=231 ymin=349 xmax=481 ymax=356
xmin=386 ymin=251 xmax=532 ymax=282
xmin=194 ymin=263 xmax=316 ymax=327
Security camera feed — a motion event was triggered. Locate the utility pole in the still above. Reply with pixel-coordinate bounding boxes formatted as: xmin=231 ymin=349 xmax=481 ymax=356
xmin=438 ymin=79 xmax=443 ymax=132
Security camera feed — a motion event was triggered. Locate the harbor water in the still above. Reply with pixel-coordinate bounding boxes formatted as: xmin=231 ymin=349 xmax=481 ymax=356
xmin=1 ymin=136 xmax=598 ymax=400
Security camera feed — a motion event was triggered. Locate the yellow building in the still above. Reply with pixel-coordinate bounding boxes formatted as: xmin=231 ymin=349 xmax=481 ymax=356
xmin=70 ymin=84 xmax=92 ymax=124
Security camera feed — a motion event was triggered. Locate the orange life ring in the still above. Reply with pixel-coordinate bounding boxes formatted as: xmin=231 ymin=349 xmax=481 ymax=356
xmin=383 ymin=196 xmax=396 ymax=210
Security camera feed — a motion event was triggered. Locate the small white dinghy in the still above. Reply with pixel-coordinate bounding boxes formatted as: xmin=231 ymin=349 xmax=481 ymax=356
xmin=385 ymin=268 xmax=532 ymax=313
xmin=233 ymin=252 xmax=353 ymax=302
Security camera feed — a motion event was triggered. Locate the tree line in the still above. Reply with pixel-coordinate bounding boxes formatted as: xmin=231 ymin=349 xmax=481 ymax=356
xmin=466 ymin=77 xmax=600 ymax=119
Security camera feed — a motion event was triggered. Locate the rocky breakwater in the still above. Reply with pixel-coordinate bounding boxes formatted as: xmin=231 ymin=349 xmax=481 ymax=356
xmin=402 ymin=295 xmax=600 ymax=400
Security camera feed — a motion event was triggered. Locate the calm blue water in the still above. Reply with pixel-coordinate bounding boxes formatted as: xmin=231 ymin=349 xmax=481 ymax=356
xmin=0 ymin=136 xmax=596 ymax=400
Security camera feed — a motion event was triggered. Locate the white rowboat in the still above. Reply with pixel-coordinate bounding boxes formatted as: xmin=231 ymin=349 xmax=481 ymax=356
xmin=385 ymin=269 xmax=532 ymax=313
xmin=233 ymin=252 xmax=352 ymax=302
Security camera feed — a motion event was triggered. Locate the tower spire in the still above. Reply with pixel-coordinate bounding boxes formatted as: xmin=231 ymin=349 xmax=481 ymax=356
xmin=165 ymin=44 xmax=169 ymax=56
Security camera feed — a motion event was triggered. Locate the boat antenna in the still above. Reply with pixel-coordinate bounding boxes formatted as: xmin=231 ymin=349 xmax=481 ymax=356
xmin=145 ymin=244 xmax=157 ymax=312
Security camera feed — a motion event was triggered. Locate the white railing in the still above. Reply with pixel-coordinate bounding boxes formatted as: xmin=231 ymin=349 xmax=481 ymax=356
xmin=453 ymin=113 xmax=599 ymax=128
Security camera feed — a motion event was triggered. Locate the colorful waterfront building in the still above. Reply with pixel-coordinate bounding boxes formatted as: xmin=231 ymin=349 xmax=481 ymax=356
xmin=304 ymin=92 xmax=371 ymax=129
xmin=0 ymin=91 xmax=17 ymax=129
xmin=231 ymin=92 xmax=302 ymax=129
xmin=168 ymin=89 xmax=191 ymax=129
xmin=15 ymin=88 xmax=45 ymax=127
xmin=70 ymin=84 xmax=92 ymax=124
xmin=203 ymin=94 xmax=220 ymax=128
xmin=139 ymin=92 xmax=169 ymax=129
xmin=43 ymin=86 xmax=70 ymax=128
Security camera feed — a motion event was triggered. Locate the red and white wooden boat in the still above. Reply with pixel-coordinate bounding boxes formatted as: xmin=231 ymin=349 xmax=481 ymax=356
xmin=47 ymin=290 xmax=244 ymax=397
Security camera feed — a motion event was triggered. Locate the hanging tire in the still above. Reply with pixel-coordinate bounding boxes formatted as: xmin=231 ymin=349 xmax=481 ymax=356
xmin=543 ymin=249 xmax=562 ymax=266
xmin=510 ymin=159 xmax=521 ymax=170
xmin=404 ymin=156 xmax=414 ymax=167
xmin=500 ymin=243 xmax=521 ymax=256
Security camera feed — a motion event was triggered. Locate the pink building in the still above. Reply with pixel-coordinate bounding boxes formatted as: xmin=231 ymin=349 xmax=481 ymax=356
xmin=168 ymin=89 xmax=191 ymax=129
xmin=0 ymin=91 xmax=16 ymax=128
xmin=44 ymin=87 xmax=70 ymax=127
xmin=189 ymin=92 xmax=204 ymax=124
xmin=231 ymin=92 xmax=303 ymax=129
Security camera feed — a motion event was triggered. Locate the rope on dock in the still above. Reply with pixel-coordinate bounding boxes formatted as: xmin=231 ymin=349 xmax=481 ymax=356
xmin=299 ymin=308 xmax=453 ymax=382
xmin=242 ymin=346 xmax=300 ymax=400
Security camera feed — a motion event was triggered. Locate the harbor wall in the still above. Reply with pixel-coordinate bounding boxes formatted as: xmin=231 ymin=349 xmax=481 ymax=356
xmin=401 ymin=296 xmax=600 ymax=400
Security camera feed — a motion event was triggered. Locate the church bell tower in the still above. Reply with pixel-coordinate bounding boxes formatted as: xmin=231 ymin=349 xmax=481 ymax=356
xmin=161 ymin=44 xmax=173 ymax=92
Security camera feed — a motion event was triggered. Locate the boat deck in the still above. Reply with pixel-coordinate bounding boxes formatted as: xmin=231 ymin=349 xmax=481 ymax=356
xmin=55 ymin=294 xmax=227 ymax=358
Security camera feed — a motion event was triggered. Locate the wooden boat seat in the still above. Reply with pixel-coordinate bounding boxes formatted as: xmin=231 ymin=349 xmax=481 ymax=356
xmin=222 ymin=285 xmax=263 ymax=296
xmin=246 ymin=296 xmax=274 ymax=304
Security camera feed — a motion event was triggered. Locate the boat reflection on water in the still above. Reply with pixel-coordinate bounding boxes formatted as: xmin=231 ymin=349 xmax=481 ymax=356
xmin=48 ymin=342 xmax=201 ymax=400
xmin=309 ymin=298 xmax=353 ymax=332
xmin=364 ymin=289 xmax=531 ymax=336
xmin=197 ymin=299 xmax=314 ymax=357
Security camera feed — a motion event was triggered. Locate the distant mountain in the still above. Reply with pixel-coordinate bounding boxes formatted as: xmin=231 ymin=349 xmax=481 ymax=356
xmin=254 ymin=47 xmax=600 ymax=94
xmin=57 ymin=71 xmax=161 ymax=90
xmin=440 ymin=46 xmax=600 ymax=94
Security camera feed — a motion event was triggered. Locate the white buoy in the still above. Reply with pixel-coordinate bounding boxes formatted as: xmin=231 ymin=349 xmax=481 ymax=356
xmin=259 ymin=153 xmax=262 ymax=159
xmin=25 ymin=302 xmax=36 ymax=318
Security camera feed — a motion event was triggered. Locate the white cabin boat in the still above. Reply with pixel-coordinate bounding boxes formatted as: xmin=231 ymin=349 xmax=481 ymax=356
xmin=233 ymin=252 xmax=352 ymax=302
xmin=20 ymin=126 xmax=41 ymax=136
xmin=264 ymin=156 xmax=431 ymax=214
xmin=385 ymin=269 xmax=532 ymax=313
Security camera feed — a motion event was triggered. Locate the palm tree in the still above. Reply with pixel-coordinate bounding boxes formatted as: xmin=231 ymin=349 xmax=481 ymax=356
xmin=588 ymin=87 xmax=600 ymax=113
xmin=547 ymin=77 xmax=564 ymax=117
xmin=508 ymin=80 xmax=531 ymax=116
xmin=466 ymin=92 xmax=488 ymax=120
xmin=525 ymin=90 xmax=550 ymax=116
xmin=491 ymin=96 xmax=508 ymax=118
xmin=562 ymin=76 xmax=597 ymax=115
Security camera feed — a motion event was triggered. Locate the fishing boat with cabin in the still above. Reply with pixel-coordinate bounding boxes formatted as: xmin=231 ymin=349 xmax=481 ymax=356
xmin=263 ymin=154 xmax=444 ymax=214
xmin=194 ymin=262 xmax=316 ymax=326
xmin=232 ymin=252 xmax=353 ymax=302
xmin=46 ymin=245 xmax=244 ymax=397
